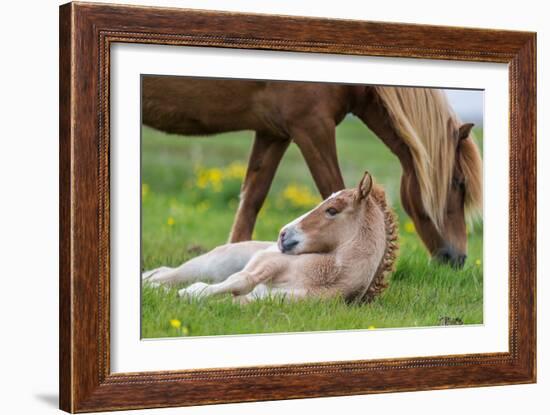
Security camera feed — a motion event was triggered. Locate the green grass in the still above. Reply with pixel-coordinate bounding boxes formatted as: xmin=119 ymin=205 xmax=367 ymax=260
xmin=141 ymin=117 xmax=484 ymax=338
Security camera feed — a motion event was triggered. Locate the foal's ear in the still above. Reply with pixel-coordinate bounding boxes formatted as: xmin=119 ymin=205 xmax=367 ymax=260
xmin=357 ymin=171 xmax=373 ymax=201
xmin=459 ymin=123 xmax=475 ymax=140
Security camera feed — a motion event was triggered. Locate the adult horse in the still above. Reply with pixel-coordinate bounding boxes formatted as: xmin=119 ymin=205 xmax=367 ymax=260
xmin=143 ymin=77 xmax=482 ymax=268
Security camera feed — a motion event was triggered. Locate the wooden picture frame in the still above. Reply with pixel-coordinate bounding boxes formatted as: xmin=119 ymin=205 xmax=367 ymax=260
xmin=59 ymin=2 xmax=536 ymax=412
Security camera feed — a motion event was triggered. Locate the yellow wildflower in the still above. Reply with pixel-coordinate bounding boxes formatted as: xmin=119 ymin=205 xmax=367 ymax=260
xmin=141 ymin=183 xmax=150 ymax=198
xmin=475 ymin=259 xmax=482 ymax=266
xmin=224 ymin=161 xmax=247 ymax=180
xmin=404 ymin=221 xmax=415 ymax=234
xmin=196 ymin=173 xmax=208 ymax=189
xmin=196 ymin=167 xmax=224 ymax=192
xmin=368 ymin=325 xmax=376 ymax=330
xmin=169 ymin=319 xmax=181 ymax=329
xmin=167 ymin=216 xmax=175 ymax=226
xmin=282 ymin=184 xmax=321 ymax=208
xmin=209 ymin=168 xmax=223 ymax=192
xmin=181 ymin=326 xmax=190 ymax=336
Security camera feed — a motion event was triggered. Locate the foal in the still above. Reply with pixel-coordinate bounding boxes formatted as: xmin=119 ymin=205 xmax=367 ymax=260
xmin=142 ymin=173 xmax=398 ymax=303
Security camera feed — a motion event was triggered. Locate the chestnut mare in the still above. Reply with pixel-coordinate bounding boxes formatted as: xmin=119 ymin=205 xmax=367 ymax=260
xmin=142 ymin=172 xmax=398 ymax=303
xmin=143 ymin=77 xmax=482 ymax=267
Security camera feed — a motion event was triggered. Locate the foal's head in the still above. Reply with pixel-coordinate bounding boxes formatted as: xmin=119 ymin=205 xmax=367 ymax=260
xmin=278 ymin=172 xmax=375 ymax=255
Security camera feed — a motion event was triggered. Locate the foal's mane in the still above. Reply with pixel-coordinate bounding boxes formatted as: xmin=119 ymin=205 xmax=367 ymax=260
xmin=372 ymin=86 xmax=483 ymax=229
xmin=351 ymin=185 xmax=399 ymax=303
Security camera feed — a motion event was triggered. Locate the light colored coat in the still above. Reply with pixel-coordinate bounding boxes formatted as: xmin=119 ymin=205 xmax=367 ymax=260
xmin=143 ymin=172 xmax=398 ymax=303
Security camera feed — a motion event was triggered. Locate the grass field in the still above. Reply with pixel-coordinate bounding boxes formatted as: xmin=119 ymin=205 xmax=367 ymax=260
xmin=141 ymin=117 xmax=483 ymax=338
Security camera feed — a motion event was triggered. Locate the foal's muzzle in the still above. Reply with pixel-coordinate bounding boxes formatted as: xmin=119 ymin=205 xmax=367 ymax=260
xmin=278 ymin=228 xmax=299 ymax=254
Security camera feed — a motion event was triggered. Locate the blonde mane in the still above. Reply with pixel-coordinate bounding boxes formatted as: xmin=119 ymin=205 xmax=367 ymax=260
xmin=373 ymin=86 xmax=483 ymax=229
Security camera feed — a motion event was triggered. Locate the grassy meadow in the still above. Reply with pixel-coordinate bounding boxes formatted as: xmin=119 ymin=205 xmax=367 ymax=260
xmin=141 ymin=117 xmax=484 ymax=338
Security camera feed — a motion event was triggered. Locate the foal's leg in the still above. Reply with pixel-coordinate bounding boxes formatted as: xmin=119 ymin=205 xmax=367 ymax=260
xmin=178 ymin=250 xmax=285 ymax=298
xmin=142 ymin=266 xmax=173 ymax=280
xmin=292 ymin=120 xmax=345 ymax=198
xmin=229 ymin=132 xmax=290 ymax=242
xmin=236 ymin=286 xmax=309 ymax=303
xmin=178 ymin=270 xmax=260 ymax=298
xmin=142 ymin=241 xmax=274 ymax=286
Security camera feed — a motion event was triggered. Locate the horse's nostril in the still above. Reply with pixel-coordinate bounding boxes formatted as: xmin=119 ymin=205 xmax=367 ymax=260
xmin=436 ymin=250 xmax=453 ymax=264
xmin=434 ymin=247 xmax=466 ymax=269
xmin=280 ymin=230 xmax=286 ymax=241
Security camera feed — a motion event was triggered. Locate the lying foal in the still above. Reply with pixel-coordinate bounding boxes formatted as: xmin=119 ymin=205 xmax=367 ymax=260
xmin=142 ymin=172 xmax=398 ymax=303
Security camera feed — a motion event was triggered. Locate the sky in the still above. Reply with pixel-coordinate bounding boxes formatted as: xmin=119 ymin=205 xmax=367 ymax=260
xmin=444 ymin=89 xmax=484 ymax=126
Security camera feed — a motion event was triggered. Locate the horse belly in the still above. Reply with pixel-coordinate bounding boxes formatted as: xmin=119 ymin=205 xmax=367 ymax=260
xmin=142 ymin=77 xmax=266 ymax=135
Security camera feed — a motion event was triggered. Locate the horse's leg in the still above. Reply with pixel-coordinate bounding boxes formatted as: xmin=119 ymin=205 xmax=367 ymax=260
xmin=229 ymin=132 xmax=290 ymax=242
xmin=142 ymin=241 xmax=274 ymax=287
xmin=292 ymin=120 xmax=345 ymax=198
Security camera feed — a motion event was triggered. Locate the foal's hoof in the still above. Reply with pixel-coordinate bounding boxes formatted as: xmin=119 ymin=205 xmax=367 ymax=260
xmin=178 ymin=282 xmax=209 ymax=299
xmin=233 ymin=295 xmax=251 ymax=305
xmin=142 ymin=272 xmax=152 ymax=281
xmin=144 ymin=281 xmax=161 ymax=288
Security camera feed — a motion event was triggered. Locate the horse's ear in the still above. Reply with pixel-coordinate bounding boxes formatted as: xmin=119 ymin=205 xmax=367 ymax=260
xmin=357 ymin=171 xmax=373 ymax=201
xmin=459 ymin=123 xmax=474 ymax=140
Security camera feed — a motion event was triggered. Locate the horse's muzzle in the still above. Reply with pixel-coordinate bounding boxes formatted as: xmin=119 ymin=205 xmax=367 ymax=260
xmin=434 ymin=245 xmax=466 ymax=269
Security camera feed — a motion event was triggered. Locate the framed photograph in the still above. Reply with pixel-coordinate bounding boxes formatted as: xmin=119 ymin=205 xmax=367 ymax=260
xmin=59 ymin=2 xmax=536 ymax=412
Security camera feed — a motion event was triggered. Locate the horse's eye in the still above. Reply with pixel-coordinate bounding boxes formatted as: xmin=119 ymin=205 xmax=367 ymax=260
xmin=452 ymin=177 xmax=465 ymax=191
xmin=326 ymin=207 xmax=339 ymax=216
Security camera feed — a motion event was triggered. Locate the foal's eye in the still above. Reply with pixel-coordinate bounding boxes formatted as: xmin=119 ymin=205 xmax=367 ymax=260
xmin=326 ymin=207 xmax=339 ymax=216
